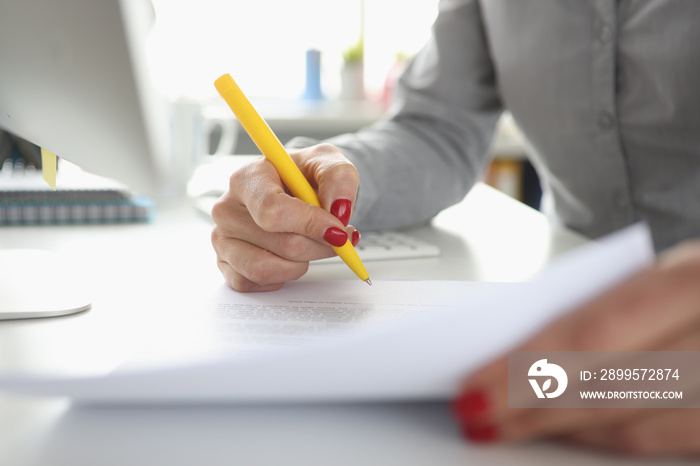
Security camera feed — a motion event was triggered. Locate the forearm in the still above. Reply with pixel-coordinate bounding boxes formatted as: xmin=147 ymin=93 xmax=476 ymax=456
xmin=326 ymin=108 xmax=500 ymax=231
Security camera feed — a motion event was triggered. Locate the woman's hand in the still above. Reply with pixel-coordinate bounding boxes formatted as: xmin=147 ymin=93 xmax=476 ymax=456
xmin=211 ymin=143 xmax=360 ymax=292
xmin=453 ymin=241 xmax=700 ymax=456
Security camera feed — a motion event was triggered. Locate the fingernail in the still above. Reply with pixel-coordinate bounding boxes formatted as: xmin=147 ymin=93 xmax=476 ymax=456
xmin=462 ymin=424 xmax=499 ymax=444
xmin=452 ymin=389 xmax=491 ymax=423
xmin=324 ymin=227 xmax=348 ymax=247
xmin=351 ymin=229 xmax=361 ymax=246
xmin=330 ymin=199 xmax=352 ymax=227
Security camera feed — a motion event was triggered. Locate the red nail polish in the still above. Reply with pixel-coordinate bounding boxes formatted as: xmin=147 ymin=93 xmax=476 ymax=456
xmin=324 ymin=227 xmax=348 ymax=247
xmin=462 ymin=424 xmax=499 ymax=444
xmin=330 ymin=199 xmax=352 ymax=227
xmin=351 ymin=229 xmax=360 ymax=246
xmin=452 ymin=389 xmax=491 ymax=423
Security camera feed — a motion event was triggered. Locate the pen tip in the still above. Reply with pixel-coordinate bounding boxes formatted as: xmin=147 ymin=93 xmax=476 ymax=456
xmin=365 ymin=278 xmax=372 ymax=286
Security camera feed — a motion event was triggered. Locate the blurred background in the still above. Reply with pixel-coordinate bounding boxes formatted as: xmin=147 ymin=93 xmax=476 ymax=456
xmin=1 ymin=0 xmax=540 ymax=215
xmin=146 ymin=0 xmax=436 ymax=102
xmin=144 ymin=0 xmax=537 ymax=206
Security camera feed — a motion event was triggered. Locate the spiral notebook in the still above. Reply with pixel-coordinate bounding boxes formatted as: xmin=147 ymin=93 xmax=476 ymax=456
xmin=0 ymin=159 xmax=153 ymax=225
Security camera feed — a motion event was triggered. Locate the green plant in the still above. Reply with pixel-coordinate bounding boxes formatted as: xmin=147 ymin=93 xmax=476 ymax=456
xmin=342 ymin=36 xmax=364 ymax=64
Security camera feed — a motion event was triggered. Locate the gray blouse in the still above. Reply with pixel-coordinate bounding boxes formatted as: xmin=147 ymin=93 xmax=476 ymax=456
xmin=319 ymin=0 xmax=700 ymax=252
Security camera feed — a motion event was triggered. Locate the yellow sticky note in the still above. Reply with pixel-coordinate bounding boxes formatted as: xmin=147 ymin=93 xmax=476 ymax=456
xmin=40 ymin=147 xmax=57 ymax=190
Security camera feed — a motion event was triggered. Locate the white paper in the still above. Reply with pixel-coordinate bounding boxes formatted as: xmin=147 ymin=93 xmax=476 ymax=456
xmin=0 ymin=224 xmax=654 ymax=404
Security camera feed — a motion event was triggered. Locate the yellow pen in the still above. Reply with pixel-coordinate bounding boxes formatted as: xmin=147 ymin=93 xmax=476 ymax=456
xmin=214 ymin=73 xmax=371 ymax=285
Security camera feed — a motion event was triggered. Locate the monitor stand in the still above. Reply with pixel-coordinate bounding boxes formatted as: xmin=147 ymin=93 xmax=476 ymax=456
xmin=0 ymin=249 xmax=92 ymax=320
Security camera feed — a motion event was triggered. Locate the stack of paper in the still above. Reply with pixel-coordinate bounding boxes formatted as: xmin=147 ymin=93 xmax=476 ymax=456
xmin=0 ymin=224 xmax=653 ymax=404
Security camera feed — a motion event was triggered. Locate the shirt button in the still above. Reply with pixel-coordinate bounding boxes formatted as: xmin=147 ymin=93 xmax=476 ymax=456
xmin=599 ymin=23 xmax=613 ymax=44
xmin=598 ymin=112 xmax=615 ymax=130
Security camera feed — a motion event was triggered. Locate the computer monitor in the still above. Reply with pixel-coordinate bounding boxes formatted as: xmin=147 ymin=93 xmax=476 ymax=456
xmin=0 ymin=0 xmax=177 ymax=320
xmin=0 ymin=0 xmax=172 ymax=197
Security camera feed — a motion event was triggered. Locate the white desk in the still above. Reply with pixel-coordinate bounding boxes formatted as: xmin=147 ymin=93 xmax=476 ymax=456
xmin=0 ymin=184 xmax=691 ymax=466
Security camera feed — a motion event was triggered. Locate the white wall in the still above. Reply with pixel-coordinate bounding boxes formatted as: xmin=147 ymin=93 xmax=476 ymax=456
xmin=147 ymin=0 xmax=437 ymax=101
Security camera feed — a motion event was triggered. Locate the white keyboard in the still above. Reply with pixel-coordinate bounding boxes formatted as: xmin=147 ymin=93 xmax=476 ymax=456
xmin=317 ymin=231 xmax=440 ymax=263
xmin=191 ymin=194 xmax=440 ymax=263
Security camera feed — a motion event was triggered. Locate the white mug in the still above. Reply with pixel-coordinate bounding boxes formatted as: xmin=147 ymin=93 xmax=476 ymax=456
xmin=168 ymin=98 xmax=237 ymax=195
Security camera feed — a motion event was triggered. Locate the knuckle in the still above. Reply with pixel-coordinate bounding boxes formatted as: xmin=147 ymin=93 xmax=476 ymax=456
xmin=218 ymin=260 xmax=247 ymax=292
xmin=303 ymin=143 xmax=357 ymax=178
xmin=210 ymin=226 xmax=223 ymax=246
xmin=318 ymin=156 xmax=359 ymax=181
xmin=229 ymin=160 xmax=260 ymax=188
xmin=210 ymin=210 xmax=245 ymax=246
xmin=210 ymin=196 xmax=229 ymax=224
xmin=331 ymin=165 xmax=359 ymax=189
xmin=211 ymin=227 xmax=236 ymax=259
xmin=254 ymin=195 xmax=285 ymax=232
xmin=290 ymin=261 xmax=310 ymax=280
xmin=311 ymin=142 xmax=337 ymax=154
xmin=230 ymin=274 xmax=258 ymax=293
xmin=241 ymin=255 xmax=272 ymax=285
xmin=299 ymin=208 xmax=324 ymax=238
xmin=280 ymin=234 xmax=311 ymax=261
xmin=227 ymin=167 xmax=243 ymax=187
xmin=310 ymin=142 xmax=344 ymax=158
xmin=225 ymin=169 xmax=248 ymax=200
